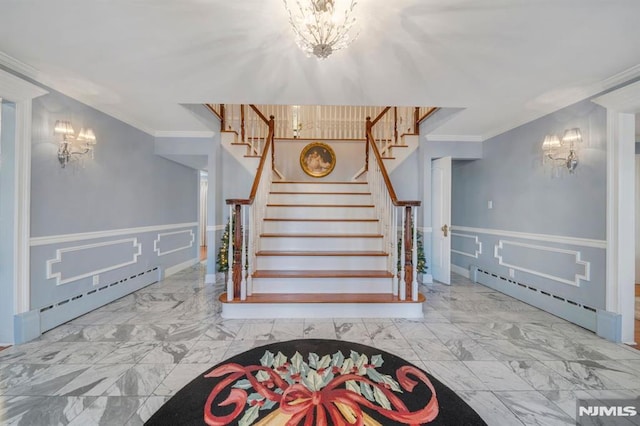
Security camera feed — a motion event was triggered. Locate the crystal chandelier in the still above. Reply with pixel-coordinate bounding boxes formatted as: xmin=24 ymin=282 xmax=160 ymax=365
xmin=284 ymin=0 xmax=359 ymax=59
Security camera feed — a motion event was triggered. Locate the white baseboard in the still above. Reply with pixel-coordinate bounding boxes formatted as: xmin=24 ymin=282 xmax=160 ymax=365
xmin=420 ymin=273 xmax=433 ymax=284
xmin=205 ymin=273 xmax=216 ymax=284
xmin=451 ymin=264 xmax=470 ymax=278
xmin=164 ymin=258 xmax=199 ymax=278
xmin=0 ymin=342 xmax=12 ymax=346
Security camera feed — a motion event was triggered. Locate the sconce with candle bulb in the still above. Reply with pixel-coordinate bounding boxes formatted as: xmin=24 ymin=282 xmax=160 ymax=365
xmin=542 ymin=127 xmax=582 ymax=174
xmin=54 ymin=120 xmax=96 ymax=168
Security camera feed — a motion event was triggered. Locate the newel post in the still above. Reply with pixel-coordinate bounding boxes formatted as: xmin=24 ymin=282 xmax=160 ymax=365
xmin=365 ymin=116 xmax=372 ymax=171
xmin=404 ymin=205 xmax=413 ymax=298
xmin=220 ymin=104 xmax=226 ymax=131
xmin=413 ymin=107 xmax=420 ymax=135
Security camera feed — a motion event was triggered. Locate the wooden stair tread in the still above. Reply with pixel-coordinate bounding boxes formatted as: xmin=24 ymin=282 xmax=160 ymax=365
xmin=267 ymin=204 xmax=374 ymax=207
xmin=244 ymin=155 xmax=261 ymax=158
xmin=253 ymin=270 xmax=393 ymax=278
xmin=230 ymin=142 xmax=249 ymax=146
xmin=263 ymin=218 xmax=378 ymax=223
xmin=220 ymin=293 xmax=425 ymax=304
xmin=270 ymin=191 xmax=371 ymax=195
xmin=256 ymin=250 xmax=388 ymax=256
xmin=260 ymin=233 xmax=382 ymax=238
xmin=273 ymin=181 xmax=368 ymax=184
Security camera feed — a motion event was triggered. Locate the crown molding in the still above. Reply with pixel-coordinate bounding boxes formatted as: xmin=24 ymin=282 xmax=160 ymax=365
xmin=155 ymin=131 xmax=216 ymax=138
xmin=602 ymin=64 xmax=640 ymax=90
xmin=0 ymin=51 xmax=39 ymax=80
xmin=0 ymin=51 xmax=157 ymax=136
xmin=592 ymin=79 xmax=640 ymax=113
xmin=0 ymin=68 xmax=48 ymax=101
xmin=424 ymin=134 xmax=484 ymax=143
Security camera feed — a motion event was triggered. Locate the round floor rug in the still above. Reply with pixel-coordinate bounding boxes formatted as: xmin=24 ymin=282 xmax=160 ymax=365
xmin=146 ymin=339 xmax=487 ymax=425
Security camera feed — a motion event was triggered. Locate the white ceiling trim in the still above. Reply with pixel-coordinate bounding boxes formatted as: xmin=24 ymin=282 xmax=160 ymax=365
xmin=602 ymin=64 xmax=640 ymax=91
xmin=0 ymin=68 xmax=48 ymax=101
xmin=592 ymin=80 xmax=640 ymax=113
xmin=0 ymin=51 xmax=39 ymax=80
xmin=155 ymin=131 xmax=216 ymax=138
xmin=424 ymin=134 xmax=483 ymax=143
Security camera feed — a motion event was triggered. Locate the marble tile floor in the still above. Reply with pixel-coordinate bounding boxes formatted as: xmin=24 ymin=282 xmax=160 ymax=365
xmin=1 ymin=268 xmax=639 ymax=425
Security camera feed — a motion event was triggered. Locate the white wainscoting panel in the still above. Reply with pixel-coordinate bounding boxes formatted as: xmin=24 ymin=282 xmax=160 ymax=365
xmin=451 ymin=232 xmax=482 ymax=258
xmin=494 ymin=240 xmax=590 ymax=287
xmin=154 ymin=229 xmax=195 ymax=256
xmin=46 ymin=238 xmax=142 ymax=286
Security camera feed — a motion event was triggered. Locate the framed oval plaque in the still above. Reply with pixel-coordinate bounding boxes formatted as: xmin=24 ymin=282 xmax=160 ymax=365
xmin=300 ymin=142 xmax=336 ymax=178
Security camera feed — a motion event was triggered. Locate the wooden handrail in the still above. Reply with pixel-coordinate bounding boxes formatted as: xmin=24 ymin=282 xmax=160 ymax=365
xmin=249 ymin=104 xmax=270 ymax=125
xmin=366 ymin=117 xmax=420 ymax=207
xmin=204 ymin=103 xmax=222 ymax=121
xmin=226 ymin=115 xmax=275 ymax=207
xmin=417 ymin=107 xmax=439 ymax=126
xmin=371 ymin=106 xmax=391 ymax=127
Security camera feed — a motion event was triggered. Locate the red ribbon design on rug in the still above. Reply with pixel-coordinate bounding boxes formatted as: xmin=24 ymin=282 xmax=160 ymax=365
xmin=203 ymin=362 xmax=439 ymax=425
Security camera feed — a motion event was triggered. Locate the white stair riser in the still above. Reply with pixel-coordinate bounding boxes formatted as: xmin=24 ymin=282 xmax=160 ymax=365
xmin=263 ymin=220 xmax=379 ymax=234
xmin=256 ymin=255 xmax=387 ymax=270
xmin=252 ymin=277 xmax=392 ymax=293
xmin=269 ymin=193 xmax=371 ymax=205
xmin=272 ymin=183 xmax=369 ymax=193
xmin=222 ymin=303 xmax=424 ymax=319
xmin=260 ymin=237 xmax=384 ymax=251
xmin=266 ymin=206 xmax=376 ymax=219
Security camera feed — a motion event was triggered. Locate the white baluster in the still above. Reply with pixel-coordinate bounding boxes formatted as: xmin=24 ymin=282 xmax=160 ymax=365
xmin=247 ymin=205 xmax=253 ymax=296
xmin=412 ymin=206 xmax=418 ymax=301
xmin=226 ymin=205 xmax=234 ymax=301
xmin=241 ymin=204 xmax=247 ymax=300
xmin=392 ymin=206 xmax=398 ymax=295
xmin=399 ymin=207 xmax=406 ymax=301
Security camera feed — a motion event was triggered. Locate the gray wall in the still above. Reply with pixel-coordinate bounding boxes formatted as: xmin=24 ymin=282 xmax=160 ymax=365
xmin=0 ymin=101 xmax=17 ymax=343
xmin=27 ymin=88 xmax=199 ymax=337
xmin=450 ymin=99 xmax=607 ymax=327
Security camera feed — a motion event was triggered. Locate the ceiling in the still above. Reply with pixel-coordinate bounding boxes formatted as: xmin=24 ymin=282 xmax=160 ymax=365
xmin=0 ymin=0 xmax=639 ymax=140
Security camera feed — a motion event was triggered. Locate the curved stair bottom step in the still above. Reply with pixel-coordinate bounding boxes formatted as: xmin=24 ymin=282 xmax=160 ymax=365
xmin=218 ymin=293 xmax=425 ymax=319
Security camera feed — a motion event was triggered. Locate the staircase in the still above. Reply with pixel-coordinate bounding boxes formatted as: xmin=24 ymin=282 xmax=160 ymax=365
xmin=220 ymin=179 xmax=424 ymax=318
xmin=216 ymin=109 xmax=426 ymax=319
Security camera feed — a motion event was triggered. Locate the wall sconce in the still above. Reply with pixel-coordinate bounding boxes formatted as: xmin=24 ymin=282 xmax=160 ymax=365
xmin=54 ymin=120 xmax=97 ymax=168
xmin=542 ymin=127 xmax=582 ymax=174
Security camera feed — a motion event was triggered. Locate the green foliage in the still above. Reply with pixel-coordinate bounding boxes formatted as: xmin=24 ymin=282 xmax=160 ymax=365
xmin=398 ymin=229 xmax=428 ymax=274
xmin=216 ymin=217 xmax=230 ymax=273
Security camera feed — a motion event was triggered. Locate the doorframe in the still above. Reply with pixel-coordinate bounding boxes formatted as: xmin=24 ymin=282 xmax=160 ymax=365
xmin=0 ymin=69 xmax=48 ymax=337
xmin=593 ymin=79 xmax=640 ymax=344
xmin=430 ymin=156 xmax=452 ymax=285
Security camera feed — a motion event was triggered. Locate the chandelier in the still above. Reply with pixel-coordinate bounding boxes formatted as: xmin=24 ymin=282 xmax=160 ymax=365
xmin=284 ymin=0 xmax=359 ymax=59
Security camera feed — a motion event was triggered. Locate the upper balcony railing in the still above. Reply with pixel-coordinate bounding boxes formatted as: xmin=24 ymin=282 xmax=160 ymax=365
xmin=209 ymin=103 xmax=437 ymax=144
